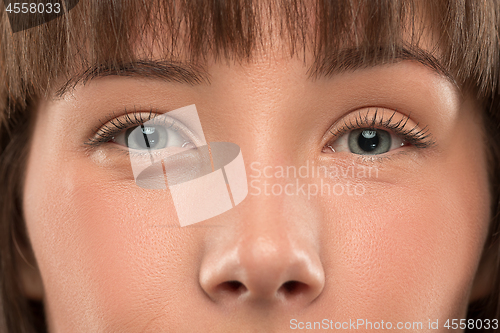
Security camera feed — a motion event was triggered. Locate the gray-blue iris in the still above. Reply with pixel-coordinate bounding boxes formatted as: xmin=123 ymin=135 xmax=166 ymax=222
xmin=126 ymin=125 xmax=167 ymax=149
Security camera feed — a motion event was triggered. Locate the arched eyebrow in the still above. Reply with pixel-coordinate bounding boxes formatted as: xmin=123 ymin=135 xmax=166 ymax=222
xmin=55 ymin=60 xmax=211 ymax=97
xmin=308 ymin=46 xmax=456 ymax=86
xmin=55 ymin=45 xmax=457 ymax=97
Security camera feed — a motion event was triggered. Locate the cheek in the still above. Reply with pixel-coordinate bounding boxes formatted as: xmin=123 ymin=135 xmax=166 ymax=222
xmin=24 ymin=151 xmax=205 ymax=330
xmin=316 ymin=149 xmax=489 ymax=320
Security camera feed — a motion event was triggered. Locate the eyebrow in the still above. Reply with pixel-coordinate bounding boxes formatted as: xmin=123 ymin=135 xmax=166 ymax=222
xmin=55 ymin=60 xmax=211 ymax=97
xmin=308 ymin=45 xmax=457 ymax=87
xmin=56 ymin=46 xmax=456 ymax=97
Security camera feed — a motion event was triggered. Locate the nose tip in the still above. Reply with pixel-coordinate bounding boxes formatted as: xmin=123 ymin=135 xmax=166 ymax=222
xmin=199 ymin=236 xmax=325 ymax=306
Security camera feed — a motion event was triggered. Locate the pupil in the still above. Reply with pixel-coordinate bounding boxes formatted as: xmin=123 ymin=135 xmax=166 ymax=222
xmin=358 ymin=130 xmax=379 ymax=152
xmin=127 ymin=126 xmax=160 ymax=149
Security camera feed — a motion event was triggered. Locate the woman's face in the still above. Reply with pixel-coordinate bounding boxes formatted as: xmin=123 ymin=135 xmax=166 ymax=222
xmin=22 ymin=32 xmax=491 ymax=332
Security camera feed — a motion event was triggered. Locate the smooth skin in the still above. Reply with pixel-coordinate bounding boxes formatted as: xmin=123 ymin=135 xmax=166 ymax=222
xmin=22 ymin=38 xmax=491 ymax=332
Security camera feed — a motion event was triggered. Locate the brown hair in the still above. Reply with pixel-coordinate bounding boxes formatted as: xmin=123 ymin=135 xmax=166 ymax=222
xmin=1 ymin=1 xmax=499 ymax=331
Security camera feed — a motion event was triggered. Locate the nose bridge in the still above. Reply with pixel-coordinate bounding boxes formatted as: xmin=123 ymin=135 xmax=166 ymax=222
xmin=238 ymin=190 xmax=300 ymax=271
xmin=198 ymin=61 xmax=324 ymax=306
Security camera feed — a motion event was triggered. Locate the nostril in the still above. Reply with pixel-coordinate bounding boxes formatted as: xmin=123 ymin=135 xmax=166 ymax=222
xmin=199 ymin=238 xmax=325 ymax=304
xmin=215 ymin=280 xmax=311 ymax=300
xmin=279 ymin=280 xmax=309 ymax=296
xmin=217 ymin=280 xmax=247 ymax=295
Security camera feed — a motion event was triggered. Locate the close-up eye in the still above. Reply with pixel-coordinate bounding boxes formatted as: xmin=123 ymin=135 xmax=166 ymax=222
xmin=113 ymin=123 xmax=193 ymax=151
xmin=323 ymin=108 xmax=435 ymax=156
xmin=87 ymin=112 xmax=197 ymax=152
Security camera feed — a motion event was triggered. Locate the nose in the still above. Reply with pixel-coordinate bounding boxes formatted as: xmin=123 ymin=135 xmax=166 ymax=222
xmin=199 ymin=195 xmax=325 ymax=307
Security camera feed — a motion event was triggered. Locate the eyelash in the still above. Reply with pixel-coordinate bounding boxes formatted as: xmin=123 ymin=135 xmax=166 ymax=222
xmin=327 ymin=109 xmax=435 ymax=149
xmin=86 ymin=108 xmax=435 ymax=155
xmin=85 ymin=109 xmax=157 ymax=147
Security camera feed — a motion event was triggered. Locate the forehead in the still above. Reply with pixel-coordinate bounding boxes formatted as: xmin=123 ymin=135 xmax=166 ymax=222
xmin=5 ymin=0 xmax=498 ymax=104
xmin=55 ymin=0 xmax=431 ymax=75
xmin=56 ymin=1 xmax=453 ymax=97
xmin=57 ymin=29 xmax=453 ymax=98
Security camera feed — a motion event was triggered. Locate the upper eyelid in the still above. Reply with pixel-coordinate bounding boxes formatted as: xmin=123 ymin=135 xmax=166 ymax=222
xmin=329 ymin=108 xmax=399 ymax=138
xmin=86 ymin=109 xmax=156 ymax=142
